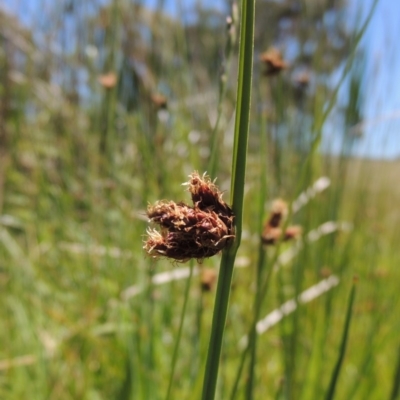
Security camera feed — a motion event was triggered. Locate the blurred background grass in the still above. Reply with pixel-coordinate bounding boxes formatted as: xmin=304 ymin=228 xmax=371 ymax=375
xmin=1 ymin=0 xmax=400 ymax=399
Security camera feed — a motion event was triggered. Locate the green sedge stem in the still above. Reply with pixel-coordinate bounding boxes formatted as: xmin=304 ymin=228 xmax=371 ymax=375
xmin=201 ymin=0 xmax=255 ymax=399
xmin=165 ymin=262 xmax=194 ymax=400
xmin=325 ymin=278 xmax=357 ymax=400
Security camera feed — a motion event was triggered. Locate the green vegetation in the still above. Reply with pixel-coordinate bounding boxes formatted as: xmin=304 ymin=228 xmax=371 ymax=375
xmin=1 ymin=1 xmax=400 ymax=399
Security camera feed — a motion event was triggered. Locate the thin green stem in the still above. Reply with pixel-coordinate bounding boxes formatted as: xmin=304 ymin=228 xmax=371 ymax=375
xmin=325 ymin=278 xmax=357 ymax=400
xmin=201 ymin=0 xmax=255 ymax=399
xmin=230 ymin=344 xmax=249 ymax=399
xmin=389 ymin=345 xmax=400 ymax=400
xmin=208 ymin=2 xmax=237 ymax=179
xmin=245 ymin=245 xmax=266 ymax=400
xmin=229 ymin=226 xmax=296 ymax=398
xmin=144 ymin=262 xmax=156 ymax=399
xmin=245 ymin=79 xmax=269 ymax=400
xmin=165 ymin=261 xmax=194 ymax=400
xmin=201 ymin=250 xmax=238 ymax=400
xmin=229 ymin=0 xmax=255 ymax=231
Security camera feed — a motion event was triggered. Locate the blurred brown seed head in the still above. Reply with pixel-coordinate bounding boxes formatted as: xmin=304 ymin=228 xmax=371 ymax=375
xmin=261 ymin=225 xmax=301 ymax=245
xmin=261 ymin=199 xmax=301 ymax=246
xmin=294 ymin=71 xmax=310 ymax=88
xmin=151 ymin=93 xmax=168 ymax=109
xmin=284 ymin=225 xmax=302 ymax=241
xmin=293 ymin=71 xmax=311 ymax=101
xmin=98 ymin=72 xmax=117 ymax=89
xmin=268 ymin=199 xmax=288 ymax=228
xmin=261 ymin=226 xmax=283 ymax=245
xmin=201 ymin=268 xmax=218 ymax=292
xmin=260 ymin=48 xmax=288 ymax=76
xmin=319 ymin=266 xmax=332 ymax=278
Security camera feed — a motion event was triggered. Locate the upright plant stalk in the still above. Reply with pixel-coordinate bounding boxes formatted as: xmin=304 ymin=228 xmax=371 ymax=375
xmin=389 ymin=345 xmax=400 ymax=400
xmin=245 ymin=244 xmax=266 ymax=399
xmin=208 ymin=2 xmax=238 ymax=179
xmin=144 ymin=262 xmax=156 ymax=399
xmin=165 ymin=261 xmax=194 ymax=400
xmin=245 ymin=88 xmax=269 ymax=399
xmin=325 ymin=277 xmax=357 ymax=400
xmin=201 ymin=1 xmax=255 ymax=399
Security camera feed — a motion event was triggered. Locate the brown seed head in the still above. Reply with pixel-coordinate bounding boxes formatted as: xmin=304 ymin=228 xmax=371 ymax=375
xmin=200 ymin=268 xmax=218 ymax=292
xmin=284 ymin=225 xmax=302 ymax=241
xmin=261 ymin=225 xmax=302 ymax=246
xmin=294 ymin=72 xmax=310 ymax=88
xmin=151 ymin=93 xmax=168 ymax=109
xmin=187 ymin=172 xmax=223 ymax=209
xmin=261 ymin=199 xmax=301 ymax=246
xmin=319 ymin=266 xmax=332 ymax=278
xmin=260 ymin=48 xmax=288 ymax=76
xmin=98 ymin=72 xmax=117 ymax=89
xmin=187 ymin=171 xmax=234 ymax=232
xmin=268 ymin=199 xmax=288 ymax=228
xmin=261 ymin=226 xmax=283 ymax=245
xmin=144 ymin=172 xmax=235 ymax=262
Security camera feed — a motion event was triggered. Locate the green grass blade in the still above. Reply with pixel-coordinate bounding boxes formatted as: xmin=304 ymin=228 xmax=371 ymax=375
xmin=245 ymin=84 xmax=269 ymax=399
xmin=245 ymin=247 xmax=266 ymax=400
xmin=229 ymin=1 xmax=255 ymax=232
xmin=165 ymin=261 xmax=194 ymax=400
xmin=208 ymin=3 xmax=237 ymax=179
xmin=325 ymin=277 xmax=357 ymax=400
xmin=389 ymin=345 xmax=400 ymax=400
xmin=115 ymin=357 xmax=133 ymax=400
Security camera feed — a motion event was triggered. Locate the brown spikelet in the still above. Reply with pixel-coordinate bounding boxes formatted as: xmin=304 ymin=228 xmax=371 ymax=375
xmin=186 ymin=172 xmax=234 ymax=233
xmin=144 ymin=172 xmax=235 ymax=262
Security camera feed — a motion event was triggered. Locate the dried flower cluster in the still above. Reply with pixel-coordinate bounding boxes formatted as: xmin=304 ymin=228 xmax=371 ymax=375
xmin=144 ymin=172 xmax=235 ymax=262
xmin=262 ymin=199 xmax=302 ymax=245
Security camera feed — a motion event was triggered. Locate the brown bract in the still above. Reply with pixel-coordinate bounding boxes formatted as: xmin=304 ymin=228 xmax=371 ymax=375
xmin=144 ymin=172 xmax=235 ymax=262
